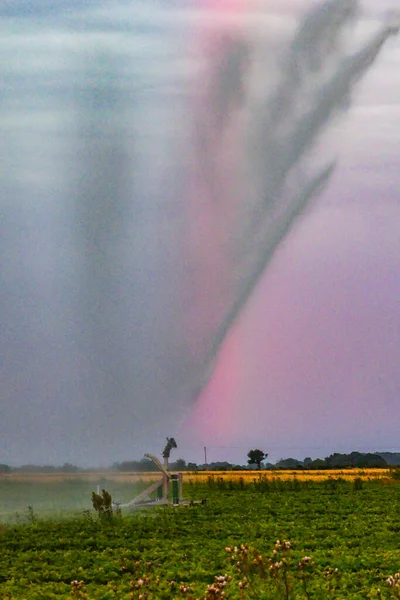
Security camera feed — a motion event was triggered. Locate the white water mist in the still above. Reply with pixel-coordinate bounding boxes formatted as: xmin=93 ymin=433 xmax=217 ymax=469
xmin=0 ymin=1 xmax=397 ymax=465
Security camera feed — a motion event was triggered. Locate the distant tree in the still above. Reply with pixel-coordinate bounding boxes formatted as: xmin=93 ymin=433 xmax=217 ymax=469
xmin=15 ymin=464 xmax=57 ymax=473
xmin=0 ymin=463 xmax=11 ymax=473
xmin=363 ymin=453 xmax=387 ymax=468
xmin=350 ymin=452 xmax=387 ymax=468
xmin=139 ymin=458 xmax=159 ymax=471
xmin=187 ymin=462 xmax=198 ymax=471
xmin=247 ymin=449 xmax=267 ymax=470
xmin=303 ymin=457 xmax=313 ymax=469
xmin=376 ymin=452 xmax=400 ymax=466
xmin=61 ymin=462 xmax=79 ymax=473
xmin=310 ymin=458 xmax=327 ymax=469
xmin=171 ymin=458 xmax=186 ymax=471
xmin=325 ymin=453 xmax=350 ymax=468
xmin=276 ymin=458 xmax=303 ymax=470
xmin=264 ymin=462 xmax=276 ymax=470
xmin=324 ymin=452 xmax=388 ymax=469
xmin=163 ymin=437 xmax=177 ymax=459
xmin=113 ymin=460 xmax=134 ymax=472
xmin=113 ymin=459 xmax=158 ymax=472
xmin=207 ymin=461 xmax=233 ymax=471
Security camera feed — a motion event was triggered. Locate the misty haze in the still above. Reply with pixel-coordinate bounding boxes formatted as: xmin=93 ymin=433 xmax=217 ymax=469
xmin=1 ymin=0 xmax=399 ymax=468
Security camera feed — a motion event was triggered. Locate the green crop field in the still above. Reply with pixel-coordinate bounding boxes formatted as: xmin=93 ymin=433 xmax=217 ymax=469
xmin=1 ymin=477 xmax=400 ymax=599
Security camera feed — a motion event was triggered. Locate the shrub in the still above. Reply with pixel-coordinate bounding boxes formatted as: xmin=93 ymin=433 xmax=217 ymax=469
xmin=91 ymin=489 xmax=114 ymax=520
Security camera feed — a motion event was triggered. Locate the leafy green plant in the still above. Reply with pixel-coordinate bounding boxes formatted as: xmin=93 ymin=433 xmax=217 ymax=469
xmin=225 ymin=539 xmax=307 ymax=599
xmin=324 ymin=566 xmax=341 ymax=600
xmin=26 ymin=505 xmax=37 ymax=525
xmin=91 ymin=489 xmax=113 ymax=521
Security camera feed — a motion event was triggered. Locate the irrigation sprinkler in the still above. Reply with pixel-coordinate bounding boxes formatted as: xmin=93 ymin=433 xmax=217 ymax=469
xmin=112 ymin=453 xmax=193 ymax=510
xmin=112 ymin=438 xmax=205 ymax=510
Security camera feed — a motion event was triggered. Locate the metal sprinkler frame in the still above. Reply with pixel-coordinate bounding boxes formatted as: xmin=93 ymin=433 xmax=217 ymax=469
xmin=112 ymin=453 xmax=184 ymax=509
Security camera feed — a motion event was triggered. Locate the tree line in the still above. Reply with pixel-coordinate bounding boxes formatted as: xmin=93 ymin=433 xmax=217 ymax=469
xmin=2 ymin=451 xmax=399 ymax=474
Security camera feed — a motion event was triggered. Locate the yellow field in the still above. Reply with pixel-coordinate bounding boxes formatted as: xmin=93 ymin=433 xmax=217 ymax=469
xmin=0 ymin=468 xmax=392 ymax=484
xmin=184 ymin=469 xmax=392 ymax=482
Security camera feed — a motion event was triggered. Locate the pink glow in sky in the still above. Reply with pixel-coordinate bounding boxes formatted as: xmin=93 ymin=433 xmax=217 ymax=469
xmin=1 ymin=0 xmax=399 ymax=468
xmin=177 ymin=0 xmax=400 ymax=465
xmin=180 ymin=195 xmax=400 ymax=464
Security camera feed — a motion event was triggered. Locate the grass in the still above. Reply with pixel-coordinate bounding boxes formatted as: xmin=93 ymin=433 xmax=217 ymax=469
xmin=1 ymin=475 xmax=400 ymax=598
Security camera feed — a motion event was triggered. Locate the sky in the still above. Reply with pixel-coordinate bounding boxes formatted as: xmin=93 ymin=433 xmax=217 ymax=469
xmin=1 ymin=0 xmax=399 ymax=467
